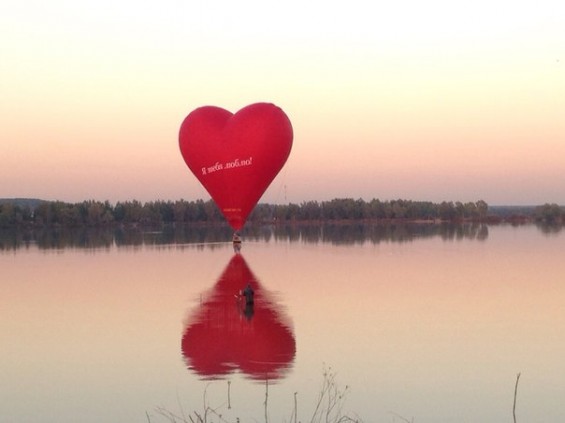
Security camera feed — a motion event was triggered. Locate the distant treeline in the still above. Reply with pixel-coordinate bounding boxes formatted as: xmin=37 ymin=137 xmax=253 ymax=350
xmin=0 ymin=198 xmax=563 ymax=228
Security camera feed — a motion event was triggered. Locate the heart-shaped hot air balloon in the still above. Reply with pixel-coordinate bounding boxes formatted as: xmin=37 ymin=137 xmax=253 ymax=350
xmin=179 ymin=103 xmax=293 ymax=231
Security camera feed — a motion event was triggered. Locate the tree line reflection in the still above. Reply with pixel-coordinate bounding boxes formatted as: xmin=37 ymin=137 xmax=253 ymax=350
xmin=1 ymin=222 xmax=561 ymax=251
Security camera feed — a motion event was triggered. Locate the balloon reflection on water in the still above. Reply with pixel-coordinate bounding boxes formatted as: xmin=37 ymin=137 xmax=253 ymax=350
xmin=181 ymin=253 xmax=296 ymax=381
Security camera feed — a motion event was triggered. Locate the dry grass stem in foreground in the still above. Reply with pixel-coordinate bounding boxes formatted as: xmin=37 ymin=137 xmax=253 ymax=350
xmin=513 ymin=372 xmax=521 ymax=423
xmin=149 ymin=368 xmax=362 ymax=423
xmin=300 ymin=367 xmax=360 ymax=423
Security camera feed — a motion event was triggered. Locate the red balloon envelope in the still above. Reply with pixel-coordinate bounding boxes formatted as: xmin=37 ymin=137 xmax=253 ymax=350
xmin=182 ymin=253 xmax=296 ymax=381
xmin=179 ymin=103 xmax=293 ymax=231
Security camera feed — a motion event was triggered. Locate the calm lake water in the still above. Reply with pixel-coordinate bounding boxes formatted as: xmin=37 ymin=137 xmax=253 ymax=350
xmin=2 ymin=223 xmax=565 ymax=422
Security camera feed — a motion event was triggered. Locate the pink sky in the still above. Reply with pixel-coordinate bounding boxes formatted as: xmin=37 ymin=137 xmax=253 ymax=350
xmin=2 ymin=0 xmax=564 ymax=205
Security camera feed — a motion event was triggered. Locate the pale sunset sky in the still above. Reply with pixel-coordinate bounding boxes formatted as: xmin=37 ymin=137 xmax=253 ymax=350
xmin=2 ymin=0 xmax=564 ymax=205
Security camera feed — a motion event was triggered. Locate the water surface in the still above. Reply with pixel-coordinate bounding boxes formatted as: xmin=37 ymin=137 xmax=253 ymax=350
xmin=1 ymin=223 xmax=564 ymax=422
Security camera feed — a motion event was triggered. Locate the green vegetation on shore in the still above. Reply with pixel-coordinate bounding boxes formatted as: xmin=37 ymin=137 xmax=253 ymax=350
xmin=0 ymin=197 xmax=563 ymax=228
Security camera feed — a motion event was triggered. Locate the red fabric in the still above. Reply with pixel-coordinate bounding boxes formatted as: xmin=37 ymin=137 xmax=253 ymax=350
xmin=179 ymin=103 xmax=293 ymax=230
